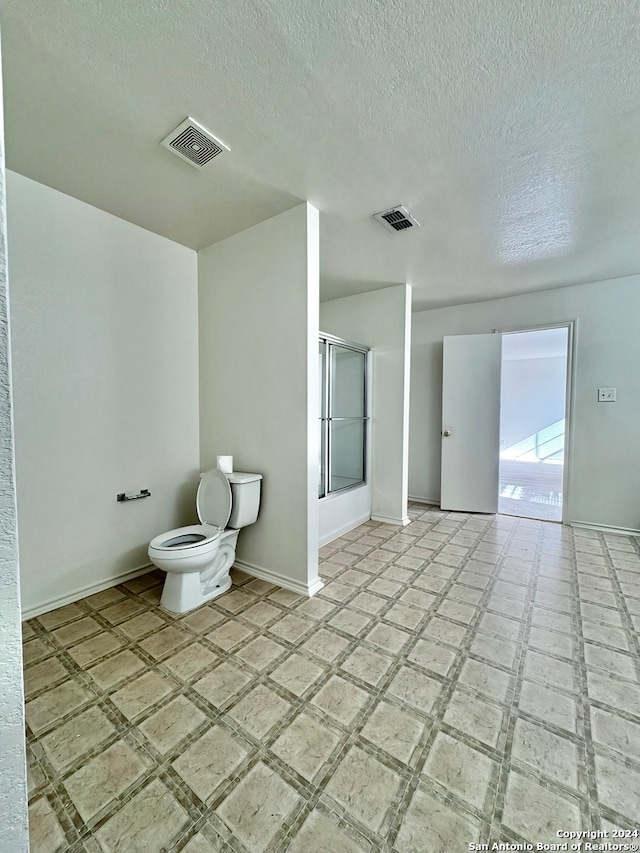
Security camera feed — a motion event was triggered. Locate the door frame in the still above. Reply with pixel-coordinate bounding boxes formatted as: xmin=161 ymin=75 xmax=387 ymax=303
xmin=495 ymin=320 xmax=576 ymax=524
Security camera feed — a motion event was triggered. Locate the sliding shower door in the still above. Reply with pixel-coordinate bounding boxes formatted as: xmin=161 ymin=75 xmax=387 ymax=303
xmin=319 ymin=334 xmax=369 ymax=499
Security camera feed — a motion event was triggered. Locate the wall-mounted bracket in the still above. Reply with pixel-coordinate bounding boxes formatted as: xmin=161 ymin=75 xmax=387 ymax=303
xmin=117 ymin=489 xmax=151 ymax=502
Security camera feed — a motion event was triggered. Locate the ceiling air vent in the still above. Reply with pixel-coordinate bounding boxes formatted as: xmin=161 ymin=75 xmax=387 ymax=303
xmin=160 ymin=117 xmax=230 ymax=170
xmin=373 ymin=205 xmax=420 ymax=233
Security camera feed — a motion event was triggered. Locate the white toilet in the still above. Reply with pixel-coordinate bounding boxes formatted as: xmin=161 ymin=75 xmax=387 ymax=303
xmin=148 ymin=468 xmax=262 ymax=614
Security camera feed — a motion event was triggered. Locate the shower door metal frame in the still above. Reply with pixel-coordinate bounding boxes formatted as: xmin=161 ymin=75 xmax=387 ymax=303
xmin=319 ymin=332 xmax=370 ymax=500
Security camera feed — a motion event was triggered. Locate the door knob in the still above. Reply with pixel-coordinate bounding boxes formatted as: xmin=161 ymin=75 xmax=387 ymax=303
xmin=442 ymin=429 xmax=452 ymax=437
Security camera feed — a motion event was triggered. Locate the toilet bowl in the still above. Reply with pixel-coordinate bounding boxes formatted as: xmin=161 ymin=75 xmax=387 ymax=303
xmin=148 ymin=467 xmax=262 ymax=613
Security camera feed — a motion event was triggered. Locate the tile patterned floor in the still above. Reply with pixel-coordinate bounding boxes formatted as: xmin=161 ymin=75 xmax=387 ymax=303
xmin=23 ymin=505 xmax=640 ymax=852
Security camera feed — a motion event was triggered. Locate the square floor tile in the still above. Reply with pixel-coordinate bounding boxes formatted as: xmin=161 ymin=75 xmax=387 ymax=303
xmin=587 ymin=671 xmax=640 ymax=717
xmin=217 ymin=761 xmax=301 ymax=853
xmin=139 ymin=695 xmax=207 ymax=753
xmin=349 ymin=592 xmax=387 ymax=615
xmin=443 ymin=689 xmax=504 ymax=748
xmin=523 ymin=649 xmax=576 ymax=693
xmin=242 ymin=601 xmax=282 ymax=626
xmin=172 ymin=725 xmax=250 ymax=801
xmin=519 ymin=680 xmax=577 ymax=732
xmin=384 ymin=603 xmax=424 ymax=630
xmin=95 ymin=778 xmax=188 ymax=851
xmin=193 ymin=662 xmax=253 ymax=709
xmin=325 ymin=746 xmax=401 ymax=833
xmin=469 ymin=634 xmax=518 ymax=669
xmin=162 ymin=642 xmax=218 ymax=682
xmin=100 ymin=599 xmax=147 ymax=625
xmin=28 ymin=797 xmax=67 ymax=853
xmin=436 ymin=599 xmax=477 ymax=624
xmin=270 ymin=653 xmax=326 ymax=697
xmin=26 ymin=679 xmax=93 ymax=734
xmin=287 ymin=809 xmax=366 ymax=853
xmin=24 ymin=657 xmax=70 ymax=698
xmin=179 ymin=606 xmax=224 ymax=634
xmin=478 ymin=612 xmax=521 ymax=643
xmin=528 ymin=626 xmax=574 ymax=659
xmin=407 ymin=638 xmax=457 ymax=677
xmin=110 ymin=670 xmax=174 ymax=719
xmin=386 ymin=666 xmax=443 ymax=715
xmin=235 ymin=636 xmax=287 ymax=671
xmin=591 ymin=707 xmax=640 ymax=761
xmin=138 ymin=625 xmax=191 ymax=660
xmin=37 ymin=603 xmax=86 ymax=631
xmin=271 ymin=711 xmax=341 ymax=781
xmin=512 ymin=718 xmax=579 ymax=788
xmin=421 ymin=617 xmax=468 ymax=649
xmin=360 ymin=700 xmax=425 ymax=764
xmin=268 ymin=613 xmax=314 ymax=643
xmin=63 ymin=740 xmax=149 ymax=822
xmin=595 ymin=754 xmax=640 ymax=821
xmin=502 ymin=771 xmax=581 ymax=842
xmin=366 ymin=623 xmax=411 ymax=654
xmin=301 ymin=628 xmax=350 ymax=663
xmin=311 ymin=675 xmax=371 ymax=726
xmin=87 ymin=650 xmax=146 ymax=690
xmin=41 ymin=706 xmax=116 ymax=771
xmin=341 ymin=645 xmax=393 ymax=687
xmin=22 ymin=637 xmax=57 ymax=665
xmin=67 ymin=632 xmax=124 ymax=667
xmin=206 ymin=620 xmax=255 ymax=651
xmin=329 ymin=607 xmax=372 ymax=636
xmin=118 ymin=611 xmax=166 ymax=640
xmin=584 ymin=644 xmax=637 ymax=680
xmin=395 ymin=787 xmax=481 ymax=853
xmin=422 ymin=732 xmax=494 ymax=810
xmin=52 ymin=615 xmax=102 ymax=647
xmin=228 ymin=684 xmax=292 ymax=738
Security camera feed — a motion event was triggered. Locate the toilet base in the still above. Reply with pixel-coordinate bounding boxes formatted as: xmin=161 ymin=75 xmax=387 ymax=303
xmin=159 ymin=537 xmax=238 ymax=614
xmin=161 ymin=571 xmax=232 ymax=613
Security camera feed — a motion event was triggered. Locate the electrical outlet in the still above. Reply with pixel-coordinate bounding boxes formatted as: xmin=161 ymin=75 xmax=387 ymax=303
xmin=598 ymin=387 xmax=616 ymax=402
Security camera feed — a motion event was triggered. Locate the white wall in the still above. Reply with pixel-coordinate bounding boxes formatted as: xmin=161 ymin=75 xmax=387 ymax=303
xmin=409 ymin=276 xmax=640 ymax=532
xmin=0 ymin=56 xmax=29 ymax=851
xmin=7 ymin=172 xmax=200 ymax=616
xmin=321 ymin=284 xmax=412 ymax=526
xmin=500 ymin=356 xmax=567 ymax=452
xmin=199 ymin=203 xmax=321 ymax=596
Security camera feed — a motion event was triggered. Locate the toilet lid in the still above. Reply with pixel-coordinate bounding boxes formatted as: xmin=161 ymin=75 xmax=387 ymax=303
xmin=196 ymin=468 xmax=232 ymax=528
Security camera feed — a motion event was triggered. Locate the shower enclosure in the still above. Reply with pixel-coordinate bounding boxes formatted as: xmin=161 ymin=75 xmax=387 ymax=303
xmin=318 ymin=333 xmax=369 ymax=499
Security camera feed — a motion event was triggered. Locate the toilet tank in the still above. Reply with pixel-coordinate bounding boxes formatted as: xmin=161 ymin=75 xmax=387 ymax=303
xmin=227 ymin=472 xmax=263 ymax=529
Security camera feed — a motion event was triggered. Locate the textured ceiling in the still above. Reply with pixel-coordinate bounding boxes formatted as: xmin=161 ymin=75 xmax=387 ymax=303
xmin=3 ymin=0 xmax=640 ymax=310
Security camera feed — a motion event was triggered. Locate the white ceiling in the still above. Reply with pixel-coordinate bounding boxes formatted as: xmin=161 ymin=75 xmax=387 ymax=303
xmin=3 ymin=0 xmax=640 ymax=310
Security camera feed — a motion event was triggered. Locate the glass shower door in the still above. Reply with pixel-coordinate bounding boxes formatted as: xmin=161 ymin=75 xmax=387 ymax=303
xmin=329 ymin=345 xmax=366 ymax=492
xmin=318 ymin=335 xmax=368 ymax=498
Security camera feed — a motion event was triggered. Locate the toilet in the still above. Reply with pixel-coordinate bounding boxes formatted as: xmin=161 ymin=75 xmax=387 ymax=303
xmin=148 ymin=468 xmax=262 ymax=614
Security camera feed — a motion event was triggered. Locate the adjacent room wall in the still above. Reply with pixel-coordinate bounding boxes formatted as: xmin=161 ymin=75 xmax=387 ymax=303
xmin=0 ymin=56 xmax=29 ymax=851
xmin=7 ymin=172 xmax=200 ymax=617
xmin=321 ymin=283 xmax=412 ymax=527
xmin=198 ymin=203 xmax=321 ymax=596
xmin=500 ymin=356 xmax=567 ymax=452
xmin=409 ymin=276 xmax=640 ymax=533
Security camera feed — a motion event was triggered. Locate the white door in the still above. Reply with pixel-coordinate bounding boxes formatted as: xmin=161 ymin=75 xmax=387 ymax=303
xmin=441 ymin=333 xmax=502 ymax=512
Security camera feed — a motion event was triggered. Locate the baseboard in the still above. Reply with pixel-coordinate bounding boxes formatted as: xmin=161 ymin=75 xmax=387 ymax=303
xmin=408 ymin=496 xmax=440 ymax=506
xmin=319 ymin=512 xmax=371 ymax=546
xmin=569 ymin=521 xmax=640 ymax=537
xmin=233 ymin=559 xmax=324 ymax=598
xmin=370 ymin=514 xmax=411 ymax=527
xmin=22 ymin=563 xmax=155 ymax=621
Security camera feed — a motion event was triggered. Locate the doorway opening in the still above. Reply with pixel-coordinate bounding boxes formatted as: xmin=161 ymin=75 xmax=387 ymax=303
xmin=498 ymin=326 xmax=570 ymax=522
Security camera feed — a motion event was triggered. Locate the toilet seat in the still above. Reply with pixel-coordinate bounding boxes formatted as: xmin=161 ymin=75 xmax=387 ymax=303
xmin=149 ymin=469 xmax=233 ymax=558
xmin=149 ymin=523 xmax=222 ymax=553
